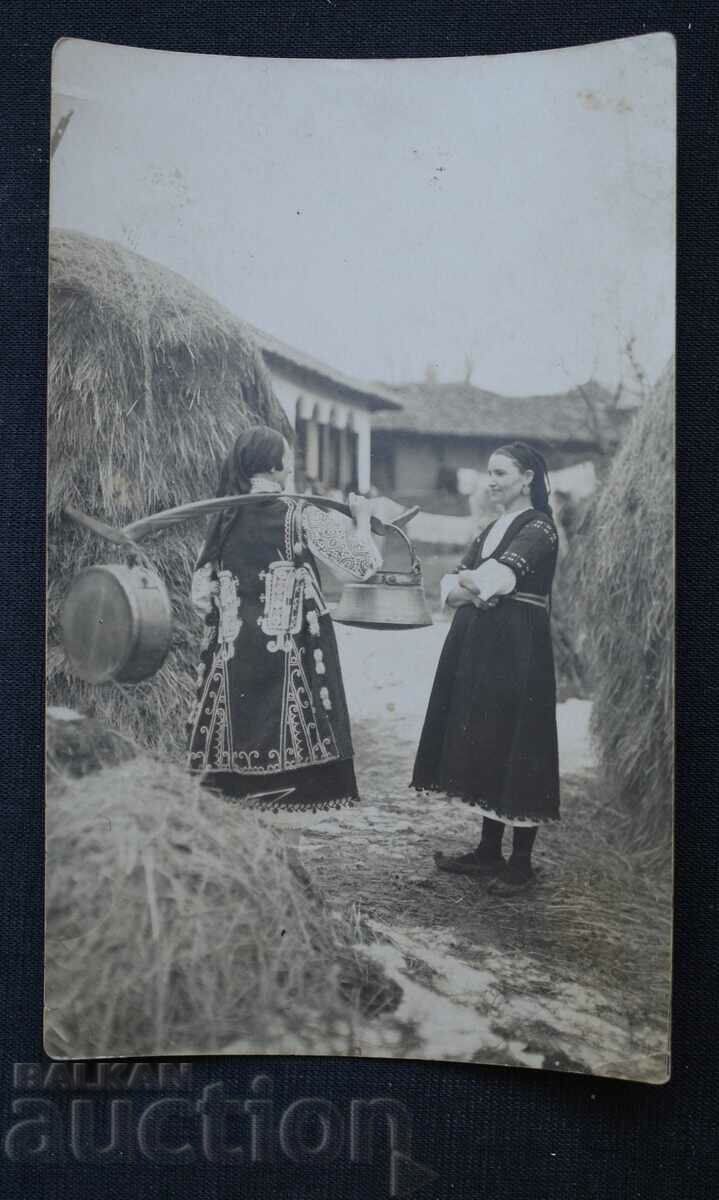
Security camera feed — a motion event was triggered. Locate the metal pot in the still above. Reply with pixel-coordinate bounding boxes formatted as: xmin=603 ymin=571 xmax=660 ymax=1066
xmin=59 ymin=496 xmax=427 ymax=685
xmin=60 ymin=563 xmax=173 ymax=684
xmin=332 ymin=525 xmax=433 ymax=630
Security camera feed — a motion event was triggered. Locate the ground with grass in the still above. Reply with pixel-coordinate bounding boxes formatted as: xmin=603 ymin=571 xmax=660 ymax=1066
xmin=48 ymin=615 xmax=671 ymax=1079
xmin=288 ymin=622 xmax=672 ymax=1082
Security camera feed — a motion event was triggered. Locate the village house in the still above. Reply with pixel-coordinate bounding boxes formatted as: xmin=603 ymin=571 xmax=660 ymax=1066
xmin=370 ymin=379 xmax=632 ymax=505
xmin=248 ymin=325 xmax=402 ymax=495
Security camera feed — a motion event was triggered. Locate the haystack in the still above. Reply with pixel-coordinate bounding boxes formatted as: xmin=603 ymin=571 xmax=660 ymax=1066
xmin=47 ymin=229 xmax=292 ymax=751
xmin=45 ymin=753 xmax=401 ymax=1058
xmin=46 ymin=706 xmax=136 ymax=783
xmin=577 ymin=359 xmax=674 ymax=847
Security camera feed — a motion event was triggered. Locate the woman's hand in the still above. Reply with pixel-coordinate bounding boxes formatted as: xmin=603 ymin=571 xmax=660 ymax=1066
xmin=191 ymin=564 xmax=219 ymax=617
xmin=457 ymin=569 xmax=480 ymax=595
xmin=456 ymin=570 xmax=500 ymax=609
xmin=348 ymin=492 xmax=372 ymax=529
xmin=446 ymin=583 xmax=499 ymax=611
xmin=472 ymin=595 xmax=499 ymax=610
xmin=445 ymin=586 xmax=475 ymax=609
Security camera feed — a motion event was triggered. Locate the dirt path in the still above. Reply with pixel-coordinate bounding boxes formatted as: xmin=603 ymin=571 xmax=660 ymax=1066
xmin=291 ymin=624 xmax=669 ymax=1081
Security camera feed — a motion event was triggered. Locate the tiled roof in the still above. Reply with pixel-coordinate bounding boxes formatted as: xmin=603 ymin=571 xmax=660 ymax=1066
xmin=372 ymin=379 xmax=627 ymax=448
xmin=248 ymin=325 xmax=402 ymax=412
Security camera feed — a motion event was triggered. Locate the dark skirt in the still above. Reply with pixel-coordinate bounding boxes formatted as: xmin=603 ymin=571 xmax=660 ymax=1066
xmin=411 ymin=599 xmax=560 ymax=824
xmin=200 ymin=758 xmax=359 ymax=814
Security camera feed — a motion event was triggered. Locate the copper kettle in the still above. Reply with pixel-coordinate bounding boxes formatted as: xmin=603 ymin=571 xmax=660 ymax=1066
xmin=333 ymin=522 xmax=433 ymax=630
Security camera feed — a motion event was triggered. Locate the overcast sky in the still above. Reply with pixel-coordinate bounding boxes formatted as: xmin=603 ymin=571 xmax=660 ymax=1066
xmin=51 ymin=34 xmax=675 ymax=395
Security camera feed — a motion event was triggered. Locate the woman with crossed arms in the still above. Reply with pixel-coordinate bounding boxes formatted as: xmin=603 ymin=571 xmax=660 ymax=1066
xmin=412 ymin=442 xmax=560 ymax=893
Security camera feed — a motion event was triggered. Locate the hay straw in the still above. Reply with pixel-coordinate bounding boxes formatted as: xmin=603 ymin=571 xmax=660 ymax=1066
xmin=550 ymin=556 xmax=590 ymax=700
xmin=47 ymin=229 xmax=292 ymax=752
xmin=46 ymin=708 xmax=137 ymax=783
xmin=512 ymin=775 xmax=672 ymax=1014
xmin=432 ymin=774 xmax=672 ymax=1024
xmin=45 ymin=755 xmax=400 ymax=1058
xmin=575 ymin=360 xmax=674 ymax=848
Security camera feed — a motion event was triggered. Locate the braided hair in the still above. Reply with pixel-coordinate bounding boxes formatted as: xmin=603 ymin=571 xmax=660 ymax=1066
xmin=494 ymin=441 xmax=553 ymax=516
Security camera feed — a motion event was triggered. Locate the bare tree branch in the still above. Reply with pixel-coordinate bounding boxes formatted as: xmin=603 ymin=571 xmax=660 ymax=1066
xmin=574 ymin=382 xmax=610 ymax=455
xmin=623 ymin=335 xmax=649 ymax=404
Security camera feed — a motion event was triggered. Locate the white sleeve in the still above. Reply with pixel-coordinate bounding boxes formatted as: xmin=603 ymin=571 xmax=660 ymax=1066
xmin=440 ymin=573 xmax=460 ymax=608
xmin=465 ymin=559 xmax=517 ymax=601
xmin=302 ymin=505 xmax=382 ymax=582
xmin=190 ymin=562 xmax=218 ymax=616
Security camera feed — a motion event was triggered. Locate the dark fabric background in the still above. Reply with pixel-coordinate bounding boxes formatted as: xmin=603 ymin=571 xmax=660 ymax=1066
xmin=2 ymin=4 xmax=716 ymax=1197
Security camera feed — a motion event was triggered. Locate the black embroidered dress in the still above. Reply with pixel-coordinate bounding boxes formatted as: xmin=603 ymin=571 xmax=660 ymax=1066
xmin=187 ymin=491 xmax=379 ymax=812
xmin=411 ymin=509 xmax=560 ymax=825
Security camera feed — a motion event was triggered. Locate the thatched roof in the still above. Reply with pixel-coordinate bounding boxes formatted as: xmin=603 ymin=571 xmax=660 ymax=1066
xmin=372 ymin=379 xmax=627 ymax=450
xmin=247 ymin=323 xmax=402 ymax=413
xmin=47 ymin=229 xmax=291 ymax=748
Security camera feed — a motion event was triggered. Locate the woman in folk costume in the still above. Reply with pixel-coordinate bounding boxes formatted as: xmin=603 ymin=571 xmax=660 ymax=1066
xmin=187 ymin=426 xmax=381 ymax=813
xmin=411 ymin=442 xmax=560 ymax=893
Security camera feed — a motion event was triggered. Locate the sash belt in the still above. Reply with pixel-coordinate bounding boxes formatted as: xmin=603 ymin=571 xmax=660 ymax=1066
xmin=507 ymin=592 xmax=550 ymax=611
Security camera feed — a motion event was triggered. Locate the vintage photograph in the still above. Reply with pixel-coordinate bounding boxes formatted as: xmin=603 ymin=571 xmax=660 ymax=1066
xmin=46 ymin=35 xmax=675 ymax=1081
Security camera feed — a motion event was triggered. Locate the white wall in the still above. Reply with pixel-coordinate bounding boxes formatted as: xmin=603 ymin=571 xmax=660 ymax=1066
xmin=266 ymin=365 xmax=373 ymax=492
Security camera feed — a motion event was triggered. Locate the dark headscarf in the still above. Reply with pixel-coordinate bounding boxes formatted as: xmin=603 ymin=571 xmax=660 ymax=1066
xmin=494 ymin=441 xmax=553 ymax=516
xmin=196 ymin=426 xmax=287 ymax=568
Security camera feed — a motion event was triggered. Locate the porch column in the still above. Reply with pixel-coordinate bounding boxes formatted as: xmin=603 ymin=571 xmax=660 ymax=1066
xmin=354 ymin=411 xmax=371 ymax=493
xmin=294 ymin=394 xmax=315 ymax=490
xmin=339 ymin=427 xmax=353 ymax=489
xmin=319 ymin=422 xmax=332 ymax=485
xmin=305 ymin=418 xmax=320 ymax=479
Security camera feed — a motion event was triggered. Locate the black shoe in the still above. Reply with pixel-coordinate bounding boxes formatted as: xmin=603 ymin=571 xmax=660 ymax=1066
xmin=434 ymin=848 xmax=505 ymax=877
xmin=487 ymin=859 xmax=535 ymax=894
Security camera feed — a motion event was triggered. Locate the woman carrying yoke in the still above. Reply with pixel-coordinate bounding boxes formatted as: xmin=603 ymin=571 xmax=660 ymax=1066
xmin=187 ymin=426 xmax=381 ymax=813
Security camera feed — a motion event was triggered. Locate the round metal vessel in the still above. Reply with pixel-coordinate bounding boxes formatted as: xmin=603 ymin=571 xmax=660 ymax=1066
xmin=60 ymin=563 xmax=173 ymax=684
xmin=333 ymin=571 xmax=433 ymax=630
xmin=333 ymin=524 xmax=433 ymax=630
